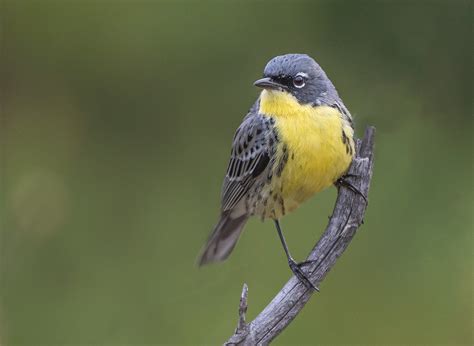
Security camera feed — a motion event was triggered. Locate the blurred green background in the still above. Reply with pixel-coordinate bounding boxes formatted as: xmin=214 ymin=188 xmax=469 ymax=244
xmin=1 ymin=0 xmax=472 ymax=345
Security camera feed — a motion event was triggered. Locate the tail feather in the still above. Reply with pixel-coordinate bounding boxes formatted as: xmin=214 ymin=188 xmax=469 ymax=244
xmin=198 ymin=212 xmax=248 ymax=266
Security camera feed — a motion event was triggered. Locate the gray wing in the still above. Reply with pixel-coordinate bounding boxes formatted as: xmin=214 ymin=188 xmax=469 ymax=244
xmin=329 ymin=99 xmax=353 ymax=128
xmin=221 ymin=104 xmax=275 ymax=212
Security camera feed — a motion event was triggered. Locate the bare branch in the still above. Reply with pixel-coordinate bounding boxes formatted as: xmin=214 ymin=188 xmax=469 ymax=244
xmin=238 ymin=283 xmax=248 ymax=331
xmin=226 ymin=284 xmax=254 ymax=345
xmin=225 ymin=126 xmax=376 ymax=345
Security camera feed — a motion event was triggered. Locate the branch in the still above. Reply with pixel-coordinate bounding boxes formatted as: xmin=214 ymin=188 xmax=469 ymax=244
xmin=225 ymin=126 xmax=376 ymax=345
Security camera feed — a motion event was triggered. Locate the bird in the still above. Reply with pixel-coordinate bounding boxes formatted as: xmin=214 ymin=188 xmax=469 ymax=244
xmin=198 ymin=53 xmax=358 ymax=290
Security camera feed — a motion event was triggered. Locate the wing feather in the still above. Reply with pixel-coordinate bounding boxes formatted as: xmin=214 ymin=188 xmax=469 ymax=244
xmin=221 ymin=105 xmax=274 ymax=212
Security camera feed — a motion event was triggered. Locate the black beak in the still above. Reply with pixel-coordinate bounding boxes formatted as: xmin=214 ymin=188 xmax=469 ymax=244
xmin=253 ymin=77 xmax=287 ymax=91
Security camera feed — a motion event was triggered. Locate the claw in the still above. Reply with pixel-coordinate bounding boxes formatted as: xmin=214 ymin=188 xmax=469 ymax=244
xmin=335 ymin=175 xmax=368 ymax=204
xmin=343 ymin=173 xmax=360 ymax=179
xmin=297 ymin=259 xmax=317 ymax=268
xmin=288 ymin=258 xmax=320 ymax=292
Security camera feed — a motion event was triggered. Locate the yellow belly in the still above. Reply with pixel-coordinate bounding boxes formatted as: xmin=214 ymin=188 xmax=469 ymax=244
xmin=260 ymin=90 xmax=354 ymax=214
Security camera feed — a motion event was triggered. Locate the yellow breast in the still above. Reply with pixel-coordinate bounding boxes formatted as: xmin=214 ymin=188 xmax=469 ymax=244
xmin=259 ymin=90 xmax=354 ymax=213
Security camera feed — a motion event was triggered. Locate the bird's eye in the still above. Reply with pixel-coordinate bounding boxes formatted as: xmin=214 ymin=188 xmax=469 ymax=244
xmin=293 ymin=75 xmax=305 ymax=88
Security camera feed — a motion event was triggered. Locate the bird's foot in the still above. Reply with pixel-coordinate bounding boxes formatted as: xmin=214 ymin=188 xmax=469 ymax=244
xmin=297 ymin=259 xmax=318 ymax=268
xmin=288 ymin=257 xmax=320 ymax=292
xmin=335 ymin=175 xmax=368 ymax=204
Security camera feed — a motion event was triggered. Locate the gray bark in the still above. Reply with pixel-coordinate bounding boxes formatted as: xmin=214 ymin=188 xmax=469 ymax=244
xmin=225 ymin=126 xmax=376 ymax=345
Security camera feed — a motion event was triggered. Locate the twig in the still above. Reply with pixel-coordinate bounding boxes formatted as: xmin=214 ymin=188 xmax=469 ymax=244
xmin=226 ymin=284 xmax=254 ymax=345
xmin=225 ymin=126 xmax=376 ymax=345
xmin=237 ymin=284 xmax=248 ymax=331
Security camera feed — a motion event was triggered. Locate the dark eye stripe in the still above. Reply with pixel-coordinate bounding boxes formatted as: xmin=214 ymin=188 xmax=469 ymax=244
xmin=273 ymin=75 xmax=293 ymax=87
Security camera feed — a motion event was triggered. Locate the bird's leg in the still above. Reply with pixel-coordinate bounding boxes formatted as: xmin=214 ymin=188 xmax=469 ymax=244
xmin=274 ymin=220 xmax=319 ymax=292
xmin=335 ymin=174 xmax=368 ymax=204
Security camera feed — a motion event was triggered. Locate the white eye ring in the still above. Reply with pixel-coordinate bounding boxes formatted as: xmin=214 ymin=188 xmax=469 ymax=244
xmin=293 ymin=73 xmax=307 ymax=89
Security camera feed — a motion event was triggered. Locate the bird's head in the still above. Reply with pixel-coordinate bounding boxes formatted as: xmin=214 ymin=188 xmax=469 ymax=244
xmin=254 ymin=54 xmax=338 ymax=106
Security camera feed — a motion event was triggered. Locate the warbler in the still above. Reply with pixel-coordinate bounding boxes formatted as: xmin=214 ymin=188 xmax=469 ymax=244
xmin=198 ymin=54 xmax=356 ymax=290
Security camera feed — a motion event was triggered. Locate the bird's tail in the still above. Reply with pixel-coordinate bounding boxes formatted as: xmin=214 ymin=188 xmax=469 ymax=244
xmin=198 ymin=212 xmax=248 ymax=266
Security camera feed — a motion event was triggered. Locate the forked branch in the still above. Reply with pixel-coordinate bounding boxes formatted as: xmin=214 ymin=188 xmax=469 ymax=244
xmin=225 ymin=126 xmax=376 ymax=345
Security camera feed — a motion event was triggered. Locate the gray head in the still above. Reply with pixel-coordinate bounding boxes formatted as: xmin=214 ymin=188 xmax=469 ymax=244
xmin=254 ymin=54 xmax=340 ymax=105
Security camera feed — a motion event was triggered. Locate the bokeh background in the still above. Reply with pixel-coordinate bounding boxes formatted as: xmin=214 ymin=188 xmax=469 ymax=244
xmin=1 ymin=1 xmax=472 ymax=345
